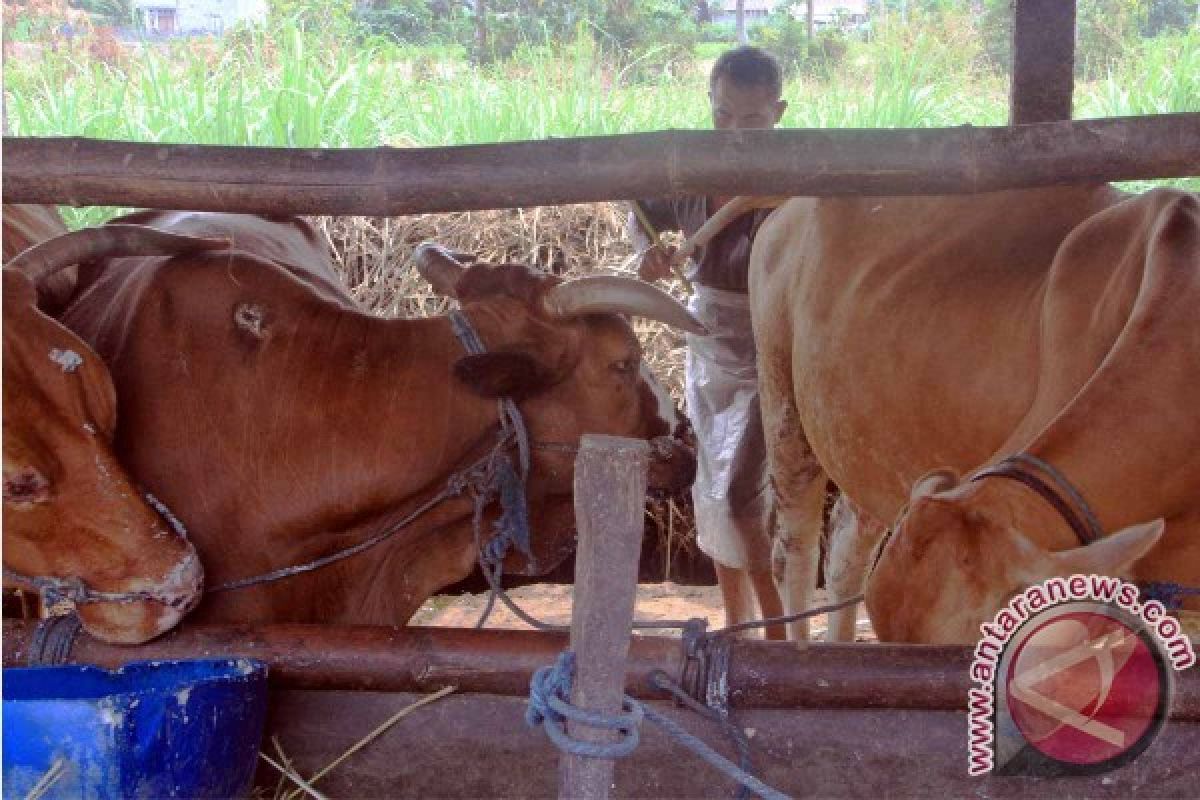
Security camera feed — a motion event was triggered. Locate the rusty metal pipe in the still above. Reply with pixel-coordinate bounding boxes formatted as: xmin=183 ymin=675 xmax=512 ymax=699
xmin=5 ymin=620 xmax=1198 ymax=718
xmin=2 ymin=620 xmax=681 ymax=700
xmin=727 ymin=641 xmax=975 ymax=711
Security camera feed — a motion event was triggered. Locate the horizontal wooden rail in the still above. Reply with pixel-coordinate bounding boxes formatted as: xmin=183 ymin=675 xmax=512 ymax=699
xmin=5 ymin=620 xmax=1200 ymax=719
xmin=4 ymin=113 xmax=1199 ymax=215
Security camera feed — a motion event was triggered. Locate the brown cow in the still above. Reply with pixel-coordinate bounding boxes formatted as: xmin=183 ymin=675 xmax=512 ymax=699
xmin=28 ymin=210 xmax=701 ymax=626
xmin=3 ymin=253 xmax=205 ymax=644
xmin=748 ymin=186 xmax=1199 ymax=643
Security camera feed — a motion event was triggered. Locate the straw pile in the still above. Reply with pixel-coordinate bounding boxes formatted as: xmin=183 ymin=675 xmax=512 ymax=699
xmin=313 ymin=205 xmax=698 ymax=574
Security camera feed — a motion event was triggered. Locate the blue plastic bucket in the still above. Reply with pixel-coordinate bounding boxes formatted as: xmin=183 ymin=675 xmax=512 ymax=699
xmin=3 ymin=658 xmax=268 ymax=799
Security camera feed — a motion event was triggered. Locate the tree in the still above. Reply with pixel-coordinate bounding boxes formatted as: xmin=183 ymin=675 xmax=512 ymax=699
xmin=474 ymin=0 xmax=488 ymax=64
xmin=1142 ymin=0 xmax=1197 ymax=35
xmin=736 ymin=0 xmax=747 ymax=44
xmin=71 ymin=0 xmax=134 ymax=28
xmin=806 ymin=0 xmax=813 ymax=42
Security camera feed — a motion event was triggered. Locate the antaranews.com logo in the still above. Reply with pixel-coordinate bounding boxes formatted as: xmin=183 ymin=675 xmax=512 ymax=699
xmin=967 ymin=574 xmax=1195 ymax=777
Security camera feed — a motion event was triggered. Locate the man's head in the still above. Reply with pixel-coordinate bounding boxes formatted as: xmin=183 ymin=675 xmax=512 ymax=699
xmin=708 ymin=46 xmax=786 ymax=131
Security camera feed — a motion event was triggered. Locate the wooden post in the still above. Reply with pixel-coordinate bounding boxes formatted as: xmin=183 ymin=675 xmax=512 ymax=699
xmin=1010 ymin=0 xmax=1077 ymax=124
xmin=560 ymin=435 xmax=650 ymax=800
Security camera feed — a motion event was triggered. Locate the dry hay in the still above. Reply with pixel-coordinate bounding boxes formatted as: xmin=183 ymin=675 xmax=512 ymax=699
xmin=312 ymin=205 xmax=699 ymax=576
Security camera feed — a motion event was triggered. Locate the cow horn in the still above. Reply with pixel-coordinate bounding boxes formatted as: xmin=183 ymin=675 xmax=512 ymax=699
xmin=4 ymin=225 xmax=229 ymax=283
xmin=413 ymin=242 xmax=468 ymax=298
xmin=541 ymin=276 xmax=709 ymax=334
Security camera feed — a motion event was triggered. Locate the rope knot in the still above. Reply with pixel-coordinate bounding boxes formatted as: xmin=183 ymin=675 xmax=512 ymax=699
xmin=487 ymin=453 xmax=533 ymax=563
xmin=36 ymin=575 xmax=87 ymax=610
xmin=526 ymin=650 xmax=643 ymax=760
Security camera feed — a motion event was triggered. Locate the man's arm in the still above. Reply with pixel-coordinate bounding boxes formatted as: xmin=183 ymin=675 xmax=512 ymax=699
xmin=627 ymin=199 xmax=681 ymax=283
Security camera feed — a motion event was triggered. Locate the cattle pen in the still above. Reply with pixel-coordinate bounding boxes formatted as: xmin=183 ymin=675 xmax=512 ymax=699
xmin=4 ymin=0 xmax=1200 ymax=797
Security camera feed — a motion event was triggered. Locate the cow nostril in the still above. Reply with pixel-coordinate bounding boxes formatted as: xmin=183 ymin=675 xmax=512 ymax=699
xmin=3 ymin=468 xmax=51 ymax=506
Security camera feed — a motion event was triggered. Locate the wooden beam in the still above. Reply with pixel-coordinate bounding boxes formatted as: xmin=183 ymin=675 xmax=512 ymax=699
xmin=259 ymin=690 xmax=1200 ymax=798
xmin=560 ymin=436 xmax=649 ymax=799
xmin=4 ymin=115 xmax=1198 ymax=215
xmin=1011 ymin=0 xmax=1077 ymax=124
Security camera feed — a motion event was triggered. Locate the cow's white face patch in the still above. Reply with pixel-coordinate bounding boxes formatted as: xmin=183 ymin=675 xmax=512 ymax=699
xmin=640 ymin=363 xmax=679 ymax=434
xmin=49 ymin=348 xmax=83 ymax=372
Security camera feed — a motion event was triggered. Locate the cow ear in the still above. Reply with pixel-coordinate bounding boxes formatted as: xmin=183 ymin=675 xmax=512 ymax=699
xmin=1049 ymin=518 xmax=1164 ymax=577
xmin=453 ymin=351 xmax=554 ymax=399
xmin=910 ymin=468 xmax=958 ymax=502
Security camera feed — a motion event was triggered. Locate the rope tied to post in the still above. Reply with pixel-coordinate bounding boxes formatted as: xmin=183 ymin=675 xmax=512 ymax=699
xmin=526 ymin=651 xmax=792 ymax=800
xmin=526 ymin=651 xmax=643 ymax=759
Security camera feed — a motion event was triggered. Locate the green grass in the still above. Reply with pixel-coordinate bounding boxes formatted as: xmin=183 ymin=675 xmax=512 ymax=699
xmin=1078 ymin=29 xmax=1200 ymax=117
xmin=4 ymin=16 xmax=1197 ymax=228
xmin=0 ymin=18 xmax=1023 ymax=147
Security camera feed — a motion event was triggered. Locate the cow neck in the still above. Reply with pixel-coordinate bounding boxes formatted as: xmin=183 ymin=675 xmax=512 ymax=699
xmin=203 ymin=308 xmax=534 ymax=596
xmin=448 ymin=308 xmax=530 ymax=479
xmin=328 ymin=311 xmax=513 ymax=491
xmin=968 ymin=453 xmax=1103 ymax=550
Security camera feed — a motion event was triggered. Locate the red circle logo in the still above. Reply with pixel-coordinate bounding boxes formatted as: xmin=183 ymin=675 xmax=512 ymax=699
xmin=1004 ymin=609 xmax=1167 ymax=769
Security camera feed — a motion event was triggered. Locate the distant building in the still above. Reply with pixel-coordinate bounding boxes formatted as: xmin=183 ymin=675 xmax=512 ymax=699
xmin=715 ymin=0 xmax=776 ymax=29
xmin=715 ymin=0 xmax=869 ymax=30
xmin=133 ymin=0 xmax=267 ymax=36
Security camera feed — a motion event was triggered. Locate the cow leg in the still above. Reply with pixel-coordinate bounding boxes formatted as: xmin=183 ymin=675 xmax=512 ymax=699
xmin=774 ymin=475 xmax=827 ymax=640
xmin=759 ymin=378 xmax=826 ymax=640
xmin=824 ymin=494 xmax=889 ymax=642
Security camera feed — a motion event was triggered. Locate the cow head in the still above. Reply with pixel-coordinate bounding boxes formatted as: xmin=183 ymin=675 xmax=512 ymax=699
xmin=415 ymin=244 xmax=700 ymax=500
xmin=2 ymin=231 xmax=223 ymax=644
xmin=865 ymin=469 xmax=1164 ymax=644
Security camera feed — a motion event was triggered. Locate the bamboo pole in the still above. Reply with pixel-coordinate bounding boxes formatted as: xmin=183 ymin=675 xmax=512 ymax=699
xmin=4 ymin=114 xmax=1198 ymax=215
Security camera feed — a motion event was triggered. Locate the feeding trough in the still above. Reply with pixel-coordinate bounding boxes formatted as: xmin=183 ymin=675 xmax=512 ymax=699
xmin=3 ymin=657 xmax=268 ymax=799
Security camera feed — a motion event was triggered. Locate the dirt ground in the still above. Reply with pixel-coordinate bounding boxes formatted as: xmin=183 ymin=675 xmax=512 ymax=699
xmin=412 ymin=583 xmax=878 ymax=641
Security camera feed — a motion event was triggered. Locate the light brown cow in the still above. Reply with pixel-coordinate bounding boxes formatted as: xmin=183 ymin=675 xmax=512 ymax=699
xmin=3 ymin=246 xmax=205 ymax=644
xmin=29 ymin=210 xmax=701 ymax=627
xmin=748 ymin=185 xmax=1199 ymax=643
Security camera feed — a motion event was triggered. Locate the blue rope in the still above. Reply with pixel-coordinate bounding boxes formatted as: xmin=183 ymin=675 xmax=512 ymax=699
xmin=474 ymin=448 xmax=541 ymax=629
xmin=636 ymin=700 xmax=790 ymax=800
xmin=1140 ymin=581 xmax=1200 ymax=611
xmin=526 ymin=652 xmax=643 ymax=759
xmin=27 ymin=612 xmax=82 ymax=666
xmin=649 ymin=670 xmax=753 ymax=800
xmin=490 ymin=453 xmax=533 ymax=561
xmin=501 ymin=397 xmax=532 ymax=480
xmin=527 ymin=651 xmax=792 ymax=800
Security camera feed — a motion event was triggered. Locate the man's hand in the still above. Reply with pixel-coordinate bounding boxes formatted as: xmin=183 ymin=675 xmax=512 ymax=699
xmin=638 ymin=244 xmax=678 ymax=283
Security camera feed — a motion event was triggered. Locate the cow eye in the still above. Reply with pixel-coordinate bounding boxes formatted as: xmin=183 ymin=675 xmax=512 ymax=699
xmin=611 ymin=359 xmax=637 ymax=375
xmin=3 ymin=468 xmax=51 ymax=506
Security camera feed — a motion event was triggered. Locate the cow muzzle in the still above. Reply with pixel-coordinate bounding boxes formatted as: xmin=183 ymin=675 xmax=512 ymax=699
xmin=646 ymin=434 xmax=697 ymax=495
xmin=72 ymin=550 xmax=204 ymax=645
